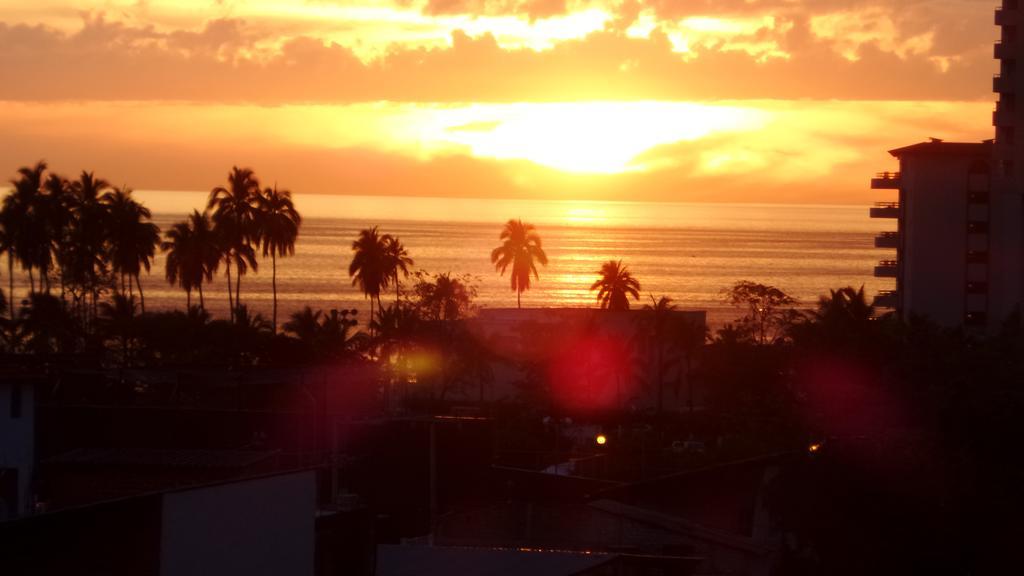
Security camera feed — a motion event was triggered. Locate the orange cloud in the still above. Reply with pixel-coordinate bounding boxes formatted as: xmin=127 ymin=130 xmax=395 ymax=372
xmin=0 ymin=12 xmax=996 ymax=103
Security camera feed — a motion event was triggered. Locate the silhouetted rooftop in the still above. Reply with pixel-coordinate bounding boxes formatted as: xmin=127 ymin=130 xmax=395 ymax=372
xmin=43 ymin=448 xmax=278 ymax=469
xmin=889 ymin=140 xmax=991 ymax=157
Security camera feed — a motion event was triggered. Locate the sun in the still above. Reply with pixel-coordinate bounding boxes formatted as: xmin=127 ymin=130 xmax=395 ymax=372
xmin=435 ymin=101 xmax=765 ymax=174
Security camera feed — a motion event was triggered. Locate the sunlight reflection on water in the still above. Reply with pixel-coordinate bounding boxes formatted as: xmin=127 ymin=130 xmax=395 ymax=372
xmin=10 ymin=192 xmax=895 ymax=329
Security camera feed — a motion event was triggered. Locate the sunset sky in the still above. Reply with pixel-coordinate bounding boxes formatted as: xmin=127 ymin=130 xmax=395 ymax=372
xmin=0 ymin=0 xmax=1000 ymax=204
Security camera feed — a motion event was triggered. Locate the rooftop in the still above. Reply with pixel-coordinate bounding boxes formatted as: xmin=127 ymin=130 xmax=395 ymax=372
xmin=43 ymin=448 xmax=279 ymax=469
xmin=888 ymin=140 xmax=992 ymax=158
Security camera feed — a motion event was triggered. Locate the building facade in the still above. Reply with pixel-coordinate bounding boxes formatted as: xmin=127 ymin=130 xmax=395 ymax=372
xmin=0 ymin=376 xmax=36 ymax=520
xmin=870 ymin=1 xmax=1024 ymax=330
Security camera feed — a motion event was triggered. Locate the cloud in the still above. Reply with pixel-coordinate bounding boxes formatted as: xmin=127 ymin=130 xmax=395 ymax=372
xmin=0 ymin=7 xmax=997 ymax=103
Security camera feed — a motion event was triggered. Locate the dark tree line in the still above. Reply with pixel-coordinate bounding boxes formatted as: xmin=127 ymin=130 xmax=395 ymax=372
xmin=0 ymin=162 xmax=301 ymax=353
xmin=699 ymin=281 xmax=1024 ymax=575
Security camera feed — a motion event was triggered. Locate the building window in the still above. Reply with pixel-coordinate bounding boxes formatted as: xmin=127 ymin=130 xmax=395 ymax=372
xmin=969 ymin=190 xmax=990 ymax=204
xmin=968 ymin=221 xmax=990 ymax=233
xmin=10 ymin=384 xmax=21 ymax=419
xmin=967 ymin=251 xmax=989 ymax=263
xmin=967 ymin=282 xmax=989 ymax=294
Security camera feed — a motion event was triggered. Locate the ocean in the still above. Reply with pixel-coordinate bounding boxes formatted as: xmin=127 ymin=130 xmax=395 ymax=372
xmin=10 ymin=192 xmax=897 ymax=329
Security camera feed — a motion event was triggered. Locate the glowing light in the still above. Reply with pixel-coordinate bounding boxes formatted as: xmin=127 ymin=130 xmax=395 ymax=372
xmin=808 ymin=442 xmax=822 ymax=453
xmin=596 ymin=434 xmax=607 ymax=446
xmin=436 ymin=101 xmax=765 ymax=174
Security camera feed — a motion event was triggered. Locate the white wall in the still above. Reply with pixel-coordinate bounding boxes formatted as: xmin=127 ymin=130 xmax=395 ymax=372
xmin=900 ymin=155 xmax=971 ymax=326
xmin=159 ymin=470 xmax=316 ymax=576
xmin=0 ymin=380 xmax=35 ymax=518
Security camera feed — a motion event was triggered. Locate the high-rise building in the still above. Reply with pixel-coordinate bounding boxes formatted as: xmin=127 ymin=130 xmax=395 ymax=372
xmin=869 ymin=1 xmax=1023 ymax=330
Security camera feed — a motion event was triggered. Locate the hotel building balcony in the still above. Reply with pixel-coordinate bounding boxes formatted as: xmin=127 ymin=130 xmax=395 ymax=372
xmin=993 ymin=103 xmax=1015 ymax=126
xmin=996 ymin=7 xmax=1018 ymax=26
xmin=869 ymin=202 xmax=899 ymax=218
xmin=995 ymin=41 xmax=1016 ymax=60
xmin=875 ymin=231 xmax=899 ymax=249
xmin=870 ymin=172 xmax=900 ymax=189
xmin=872 ymin=290 xmax=898 ymax=309
xmin=993 ymin=74 xmax=1013 ymax=93
xmin=874 ymin=260 xmax=898 ymax=278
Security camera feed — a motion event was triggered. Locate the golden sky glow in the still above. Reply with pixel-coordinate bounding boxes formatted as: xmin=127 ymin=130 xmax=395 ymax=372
xmin=0 ymin=0 xmax=1002 ymax=204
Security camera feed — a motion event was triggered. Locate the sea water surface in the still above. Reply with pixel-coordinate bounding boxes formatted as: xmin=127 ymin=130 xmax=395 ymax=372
xmin=13 ymin=192 xmax=898 ymax=328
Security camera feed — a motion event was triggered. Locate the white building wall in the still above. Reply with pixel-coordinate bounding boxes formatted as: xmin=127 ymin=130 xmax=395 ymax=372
xmin=899 ymin=155 xmax=971 ymax=326
xmin=0 ymin=380 xmax=35 ymax=519
xmin=159 ymin=471 xmax=316 ymax=576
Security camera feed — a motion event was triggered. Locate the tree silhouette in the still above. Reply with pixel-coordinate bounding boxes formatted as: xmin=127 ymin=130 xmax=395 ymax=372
xmin=255 ymin=185 xmax=301 ymax=333
xmin=4 ymin=161 xmax=48 ymax=294
xmin=349 ymin=226 xmax=390 ymax=334
xmin=384 ymin=235 xmax=414 ymax=305
xmin=490 ymin=219 xmax=547 ymax=309
xmin=284 ymin=306 xmax=322 ymax=346
xmin=723 ymin=280 xmax=797 ymax=345
xmin=67 ymin=171 xmax=113 ymax=325
xmin=0 ymin=219 xmax=15 ymax=320
xmin=162 ymin=220 xmax=199 ymax=310
xmin=590 ymin=259 xmax=641 ymax=310
xmin=208 ymin=166 xmax=260 ymax=321
xmin=103 ymin=186 xmax=159 ymax=313
xmin=190 ymin=210 xmax=222 ymax=311
xmin=18 ymin=292 xmax=77 ymax=356
xmin=43 ymin=172 xmax=75 ymax=302
xmin=412 ymin=271 xmax=477 ymax=322
xmin=284 ymin=306 xmax=360 ymax=360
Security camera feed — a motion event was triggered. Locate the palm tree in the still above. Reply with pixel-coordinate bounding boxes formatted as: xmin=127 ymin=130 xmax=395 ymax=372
xmin=103 ymin=186 xmax=160 ymax=313
xmin=813 ymin=285 xmax=874 ymax=326
xmin=220 ymin=234 xmax=258 ymax=320
xmin=5 ymin=161 xmax=48 ymax=293
xmin=162 ymin=220 xmax=199 ymax=310
xmin=43 ymin=173 xmax=74 ymax=302
xmin=189 ymin=210 xmax=222 ymax=311
xmin=162 ymin=211 xmax=223 ymax=312
xmin=208 ymin=166 xmax=260 ymax=321
xmin=490 ymin=219 xmax=548 ymax=309
xmin=18 ymin=292 xmax=77 ymax=356
xmin=591 ymin=260 xmax=641 ymax=310
xmin=319 ymin=308 xmax=361 ymax=358
xmin=255 ymin=185 xmax=301 ymax=333
xmin=349 ymin=226 xmax=391 ymax=333
xmin=789 ymin=285 xmax=876 ymax=350
xmin=66 ymin=171 xmax=113 ymax=323
xmin=384 ymin=235 xmax=414 ymax=305
xmin=0 ymin=222 xmax=14 ymax=320
xmin=284 ymin=306 xmax=322 ymax=346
